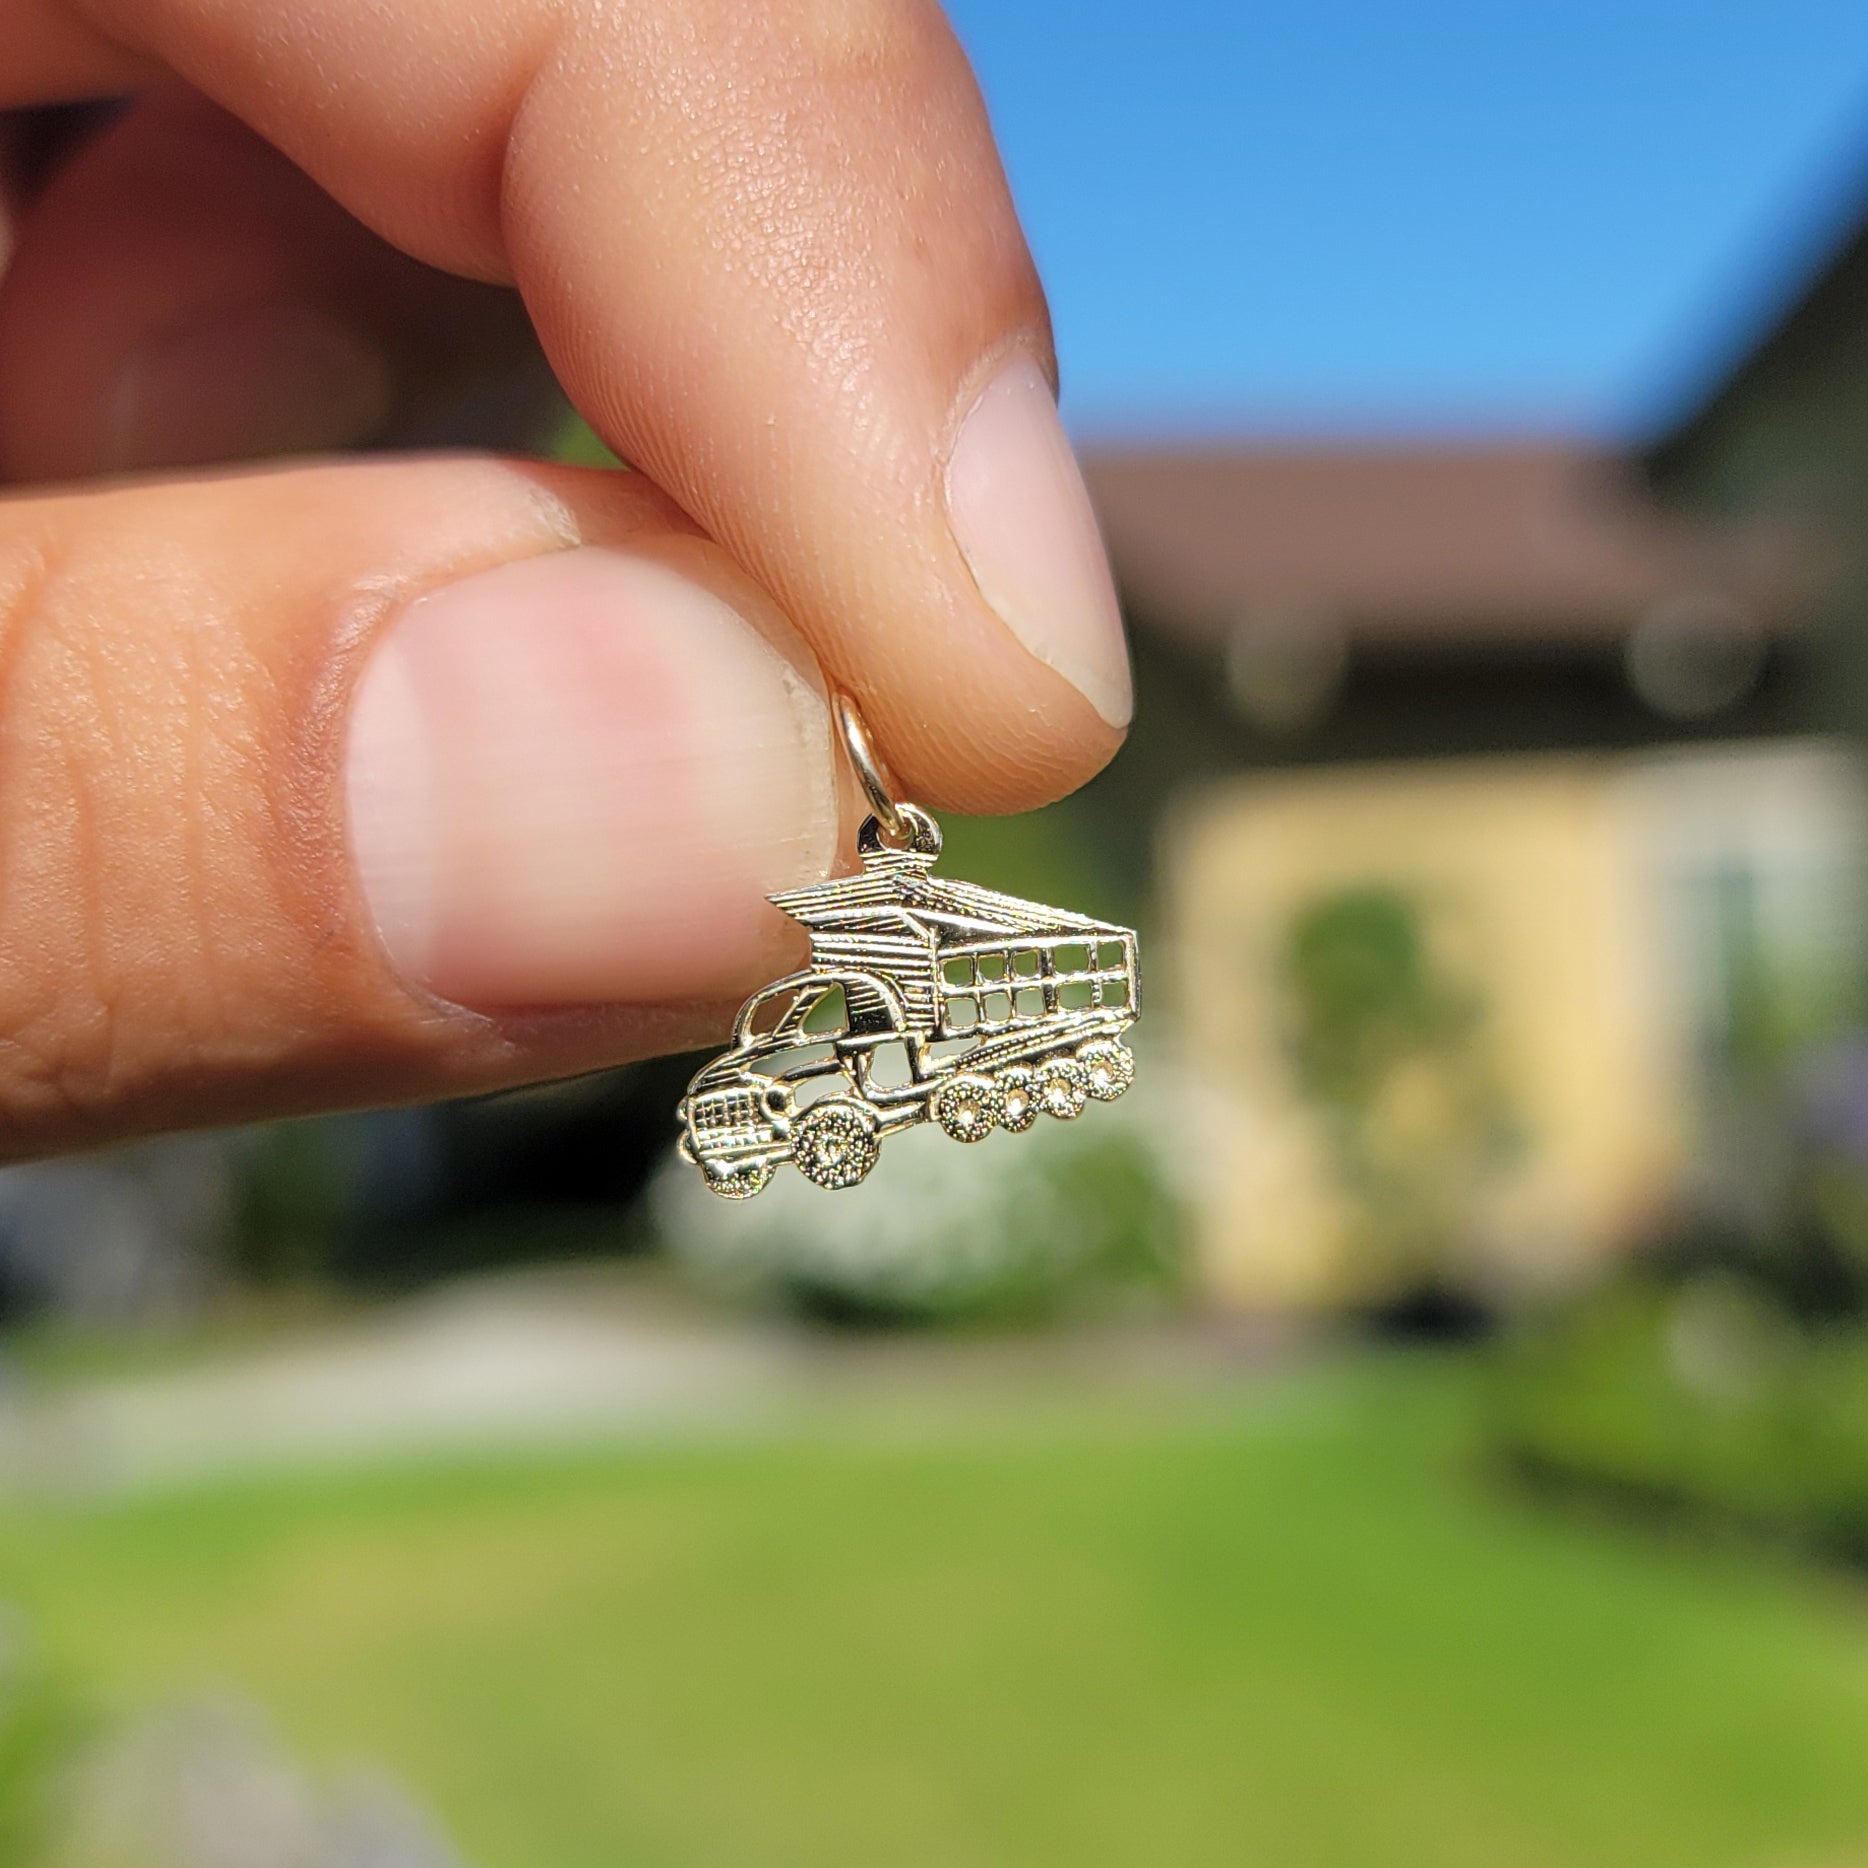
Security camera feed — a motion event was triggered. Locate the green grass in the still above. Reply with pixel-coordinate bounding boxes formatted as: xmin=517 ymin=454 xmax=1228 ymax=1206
xmin=2 ymin=1357 xmax=1868 ymax=1867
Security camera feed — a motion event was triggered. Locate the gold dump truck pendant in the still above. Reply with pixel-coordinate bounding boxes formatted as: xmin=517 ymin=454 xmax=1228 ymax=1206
xmin=675 ymin=788 xmax=1141 ymax=1199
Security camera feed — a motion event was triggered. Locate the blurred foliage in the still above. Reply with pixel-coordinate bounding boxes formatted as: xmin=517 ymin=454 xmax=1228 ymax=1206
xmin=1490 ymin=952 xmax=1868 ymax=1563
xmin=1281 ymin=885 xmax=1522 ymax=1292
xmin=1285 ymin=888 xmax=1480 ymax=1108
xmin=231 ymin=1121 xmax=368 ymax=1288
xmin=657 ymin=1094 xmax=1181 ymax=1329
xmin=935 ymin=799 xmax=1139 ymax=933
xmin=1491 ymin=1279 xmax=1868 ymax=1566
xmin=216 ymin=1062 xmax=696 ymax=1301
xmin=1803 ymin=1156 xmax=1868 ymax=1310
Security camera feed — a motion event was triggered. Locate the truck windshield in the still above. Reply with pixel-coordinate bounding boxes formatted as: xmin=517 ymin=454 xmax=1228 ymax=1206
xmin=743 ymin=981 xmax=849 ymax=1044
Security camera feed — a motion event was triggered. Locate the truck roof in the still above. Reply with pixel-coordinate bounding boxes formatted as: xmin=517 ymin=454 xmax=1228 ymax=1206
xmin=769 ymin=846 xmax=1126 ymax=947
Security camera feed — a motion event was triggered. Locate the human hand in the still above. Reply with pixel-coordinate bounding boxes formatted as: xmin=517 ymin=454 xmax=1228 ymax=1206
xmin=0 ymin=0 xmax=1130 ymax=1158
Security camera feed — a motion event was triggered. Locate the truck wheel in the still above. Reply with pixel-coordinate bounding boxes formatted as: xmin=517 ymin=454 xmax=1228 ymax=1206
xmin=1078 ymin=1040 xmax=1135 ymax=1102
xmin=995 ymin=1066 xmax=1039 ymax=1133
xmin=1034 ymin=1055 xmax=1089 ymax=1120
xmin=792 ymin=1099 xmax=881 ymax=1189
xmin=705 ymin=1159 xmax=774 ymax=1200
xmin=933 ymin=1073 xmax=1003 ymax=1142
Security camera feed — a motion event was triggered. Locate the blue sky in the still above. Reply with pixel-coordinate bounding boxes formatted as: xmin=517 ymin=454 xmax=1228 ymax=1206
xmin=943 ymin=0 xmax=1868 ymax=440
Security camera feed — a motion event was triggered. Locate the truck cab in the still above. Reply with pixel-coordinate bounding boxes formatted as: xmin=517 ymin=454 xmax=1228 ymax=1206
xmin=677 ymin=969 xmax=915 ymax=1198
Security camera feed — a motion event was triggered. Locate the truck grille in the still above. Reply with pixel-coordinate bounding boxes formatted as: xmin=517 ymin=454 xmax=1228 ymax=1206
xmin=693 ymin=1087 xmax=764 ymax=1145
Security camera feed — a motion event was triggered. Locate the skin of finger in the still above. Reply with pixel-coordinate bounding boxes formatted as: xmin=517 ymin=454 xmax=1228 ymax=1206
xmin=1 ymin=1 xmax=151 ymax=105
xmin=0 ymin=457 xmax=822 ymax=1160
xmin=0 ymin=94 xmax=544 ymax=482
xmin=39 ymin=0 xmax=1123 ymax=810
xmin=507 ymin=3 xmax=1121 ymax=805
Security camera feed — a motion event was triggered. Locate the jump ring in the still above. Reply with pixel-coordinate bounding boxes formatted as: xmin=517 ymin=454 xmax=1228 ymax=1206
xmin=832 ymin=693 xmax=908 ymax=843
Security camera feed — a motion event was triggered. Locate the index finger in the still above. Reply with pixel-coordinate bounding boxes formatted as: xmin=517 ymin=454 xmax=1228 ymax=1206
xmin=8 ymin=0 xmax=1131 ymax=811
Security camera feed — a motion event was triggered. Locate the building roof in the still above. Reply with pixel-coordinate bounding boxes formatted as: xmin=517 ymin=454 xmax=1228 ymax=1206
xmin=771 ymin=849 xmax=1122 ymax=946
xmin=1082 ymin=439 xmax=1808 ymax=647
xmin=1644 ymin=186 xmax=1868 ymax=515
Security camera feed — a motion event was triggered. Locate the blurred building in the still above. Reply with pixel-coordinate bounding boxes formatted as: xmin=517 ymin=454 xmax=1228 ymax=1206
xmin=1158 ymin=741 xmax=1865 ymax=1308
xmin=1085 ymin=439 xmax=1817 ymax=823
xmin=1647 ymin=182 xmax=1868 ymax=730
xmin=1081 ymin=426 xmax=1861 ymax=1309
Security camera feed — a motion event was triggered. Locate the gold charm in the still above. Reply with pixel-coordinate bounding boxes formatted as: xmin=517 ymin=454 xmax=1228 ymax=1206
xmin=675 ymin=696 xmax=1141 ymax=1198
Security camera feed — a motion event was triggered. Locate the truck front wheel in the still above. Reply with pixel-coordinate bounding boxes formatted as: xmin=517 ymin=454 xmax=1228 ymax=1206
xmin=791 ymin=1099 xmax=882 ymax=1189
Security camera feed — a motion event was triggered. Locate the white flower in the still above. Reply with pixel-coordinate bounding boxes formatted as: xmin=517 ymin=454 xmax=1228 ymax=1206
xmin=652 ymin=1065 xmax=1179 ymax=1321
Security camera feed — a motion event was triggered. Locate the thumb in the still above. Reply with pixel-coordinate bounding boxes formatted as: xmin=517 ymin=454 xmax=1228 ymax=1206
xmin=0 ymin=457 xmax=845 ymax=1160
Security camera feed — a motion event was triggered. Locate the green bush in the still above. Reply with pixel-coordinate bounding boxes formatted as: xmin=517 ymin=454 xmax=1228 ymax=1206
xmin=654 ymin=1083 xmax=1183 ymax=1328
xmin=1490 ymin=1278 xmax=1868 ymax=1564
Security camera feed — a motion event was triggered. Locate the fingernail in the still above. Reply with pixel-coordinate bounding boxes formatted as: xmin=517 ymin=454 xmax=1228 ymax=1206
xmin=345 ymin=546 xmax=839 ymax=1007
xmin=105 ymin=303 xmax=395 ymax=472
xmin=946 ymin=356 xmax=1133 ymax=729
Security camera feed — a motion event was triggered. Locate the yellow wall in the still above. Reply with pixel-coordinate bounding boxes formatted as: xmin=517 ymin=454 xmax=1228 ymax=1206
xmin=1161 ymin=757 xmax=1689 ymax=1311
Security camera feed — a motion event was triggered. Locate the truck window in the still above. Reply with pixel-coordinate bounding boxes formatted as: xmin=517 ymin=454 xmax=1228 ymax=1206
xmin=800 ymin=984 xmax=848 ymax=1036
